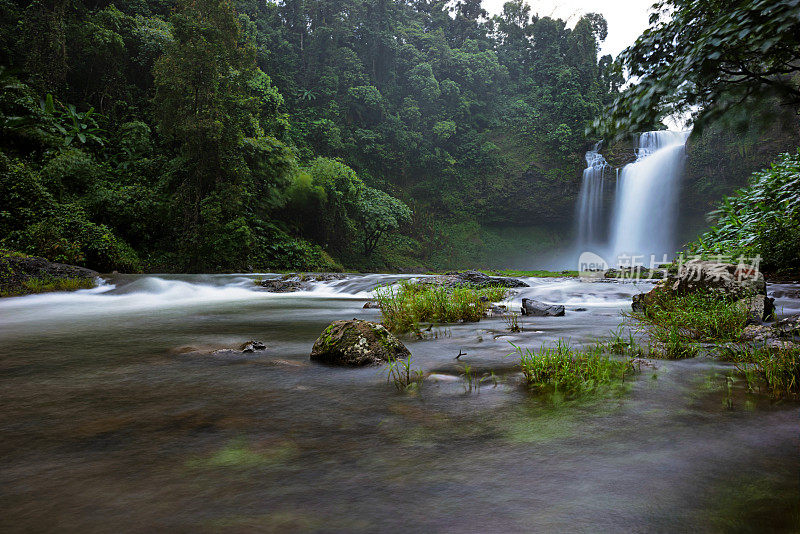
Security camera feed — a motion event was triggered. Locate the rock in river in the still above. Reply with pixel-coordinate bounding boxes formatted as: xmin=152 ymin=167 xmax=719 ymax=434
xmin=521 ymin=298 xmax=565 ymax=317
xmin=310 ymin=319 xmax=410 ymax=366
xmin=259 ymin=273 xmax=346 ymax=293
xmin=421 ymin=270 xmax=529 ymax=289
xmin=632 ymin=259 xmax=774 ymax=322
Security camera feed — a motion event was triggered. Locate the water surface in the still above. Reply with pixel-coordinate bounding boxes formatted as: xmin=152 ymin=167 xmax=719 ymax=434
xmin=1 ymin=274 xmax=798 ymax=532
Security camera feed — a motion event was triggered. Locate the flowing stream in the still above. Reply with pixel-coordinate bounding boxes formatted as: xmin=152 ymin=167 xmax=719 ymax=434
xmin=1 ymin=274 xmax=799 ymax=532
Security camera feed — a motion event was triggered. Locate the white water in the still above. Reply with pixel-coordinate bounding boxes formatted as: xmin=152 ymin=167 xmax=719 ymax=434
xmin=0 ymin=274 xmax=645 ymax=330
xmin=609 ymin=130 xmax=689 ymax=263
xmin=575 ymin=131 xmax=690 ymax=266
xmin=575 ymin=144 xmax=609 ymax=251
xmin=0 ymin=275 xmax=387 ymax=327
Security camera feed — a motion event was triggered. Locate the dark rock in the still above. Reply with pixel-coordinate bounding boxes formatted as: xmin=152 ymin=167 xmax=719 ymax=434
xmin=521 ymin=298 xmax=565 ymax=317
xmin=310 ymin=319 xmax=410 ymax=366
xmin=573 ymin=307 xmax=588 ymax=312
xmin=363 ymin=301 xmax=380 ymax=309
xmin=239 ymin=340 xmax=267 ymax=353
xmin=737 ymin=294 xmax=776 ymax=324
xmin=260 ymin=279 xmax=306 ymax=292
xmin=258 ymin=272 xmax=346 ymax=293
xmin=0 ymin=252 xmax=99 ymax=295
xmin=775 ymin=314 xmax=800 ymax=337
xmin=422 ymin=270 xmax=528 ymax=290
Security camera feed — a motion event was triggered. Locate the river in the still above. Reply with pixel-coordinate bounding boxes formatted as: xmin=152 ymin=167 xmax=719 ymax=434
xmin=1 ymin=274 xmax=798 ymax=532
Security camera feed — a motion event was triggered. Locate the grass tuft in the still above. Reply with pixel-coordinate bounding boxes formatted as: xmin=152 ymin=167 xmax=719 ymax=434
xmin=727 ymin=344 xmax=800 ymax=399
xmin=515 ymin=341 xmax=637 ymax=399
xmin=374 ymin=281 xmax=508 ymax=333
xmin=627 ymin=290 xmax=748 ymax=348
xmin=386 ymin=355 xmax=424 ymax=391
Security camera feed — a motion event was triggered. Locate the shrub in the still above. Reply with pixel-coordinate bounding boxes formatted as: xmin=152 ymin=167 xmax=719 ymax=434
xmin=688 ymin=151 xmax=800 ymax=274
xmin=4 ymin=205 xmax=140 ymax=272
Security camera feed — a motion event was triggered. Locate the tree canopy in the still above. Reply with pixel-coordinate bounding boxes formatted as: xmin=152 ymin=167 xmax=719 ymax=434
xmin=596 ymin=0 xmax=800 ymax=138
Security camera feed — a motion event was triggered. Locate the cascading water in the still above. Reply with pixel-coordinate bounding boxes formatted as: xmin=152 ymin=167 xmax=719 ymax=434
xmin=575 ymin=144 xmax=609 ymax=251
xmin=608 ymin=130 xmax=690 ymax=263
xmin=574 ymin=130 xmax=690 ymax=266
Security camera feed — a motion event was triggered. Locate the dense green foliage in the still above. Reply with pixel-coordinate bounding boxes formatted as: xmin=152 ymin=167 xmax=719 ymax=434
xmin=0 ymin=0 xmax=613 ymax=272
xmin=374 ymin=281 xmax=508 ymax=333
xmin=596 ymin=0 xmax=800 ymax=138
xmin=688 ymin=151 xmax=800 ymax=274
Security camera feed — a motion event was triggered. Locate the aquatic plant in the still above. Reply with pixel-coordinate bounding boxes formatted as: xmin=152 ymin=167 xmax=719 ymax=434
xmin=385 ymin=355 xmax=424 ymax=392
xmin=374 ymin=281 xmax=508 ymax=334
xmin=728 ymin=344 xmax=800 ymax=400
xmin=604 ymin=327 xmax=645 ymax=357
xmin=502 ymin=312 xmax=521 ymax=332
xmin=515 ymin=341 xmax=637 ymax=398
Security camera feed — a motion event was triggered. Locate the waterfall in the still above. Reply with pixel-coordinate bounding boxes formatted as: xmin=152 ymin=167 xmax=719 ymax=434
xmin=608 ymin=131 xmax=689 ymax=264
xmin=575 ymin=144 xmax=609 ymax=251
xmin=575 ymin=130 xmax=690 ymax=267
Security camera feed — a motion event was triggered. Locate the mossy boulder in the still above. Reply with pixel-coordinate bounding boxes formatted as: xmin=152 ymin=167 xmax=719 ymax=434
xmin=632 ymin=260 xmax=774 ymax=321
xmin=310 ymin=319 xmax=410 ymax=366
xmin=0 ymin=250 xmax=98 ymax=296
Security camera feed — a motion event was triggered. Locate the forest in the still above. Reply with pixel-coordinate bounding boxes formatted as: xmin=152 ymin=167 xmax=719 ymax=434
xmin=1 ymin=0 xmax=799 ymax=275
xmin=0 ymin=0 xmax=619 ymax=272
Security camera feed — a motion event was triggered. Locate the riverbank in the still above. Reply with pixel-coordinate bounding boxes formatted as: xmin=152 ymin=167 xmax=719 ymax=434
xmin=0 ymin=250 xmax=99 ymax=297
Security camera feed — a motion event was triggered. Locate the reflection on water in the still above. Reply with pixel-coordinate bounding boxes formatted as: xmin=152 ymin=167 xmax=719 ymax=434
xmin=0 ymin=274 xmax=798 ymax=532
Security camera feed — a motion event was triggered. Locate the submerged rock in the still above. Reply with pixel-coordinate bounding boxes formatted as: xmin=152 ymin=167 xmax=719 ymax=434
xmin=259 ymin=273 xmax=346 ymax=293
xmin=310 ymin=319 xmax=410 ymax=366
xmin=521 ymin=298 xmax=565 ymax=317
xmin=422 ymin=270 xmax=529 ymax=289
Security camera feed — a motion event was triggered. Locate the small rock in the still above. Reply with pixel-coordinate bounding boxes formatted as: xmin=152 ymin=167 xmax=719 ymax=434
xmin=775 ymin=314 xmax=800 ymax=337
xmin=239 ymin=340 xmax=267 ymax=353
xmin=521 ymin=298 xmax=565 ymax=317
xmin=363 ymin=301 xmax=380 ymax=309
